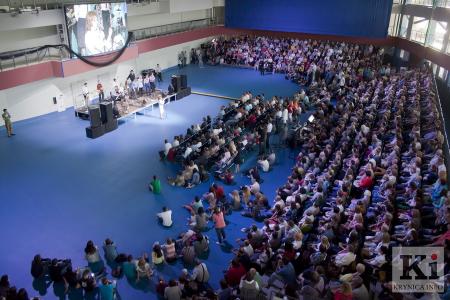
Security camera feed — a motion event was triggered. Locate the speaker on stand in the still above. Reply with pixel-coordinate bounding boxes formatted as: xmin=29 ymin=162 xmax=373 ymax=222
xmin=86 ymin=105 xmax=105 ymax=139
xmin=99 ymin=102 xmax=118 ymax=133
xmin=171 ymin=75 xmax=182 ymax=93
xmin=180 ymin=74 xmax=187 ymax=89
xmin=88 ymin=106 xmax=102 ymax=127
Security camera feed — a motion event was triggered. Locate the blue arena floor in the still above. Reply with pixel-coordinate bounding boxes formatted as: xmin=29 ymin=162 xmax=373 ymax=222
xmin=0 ymin=65 xmax=301 ymax=299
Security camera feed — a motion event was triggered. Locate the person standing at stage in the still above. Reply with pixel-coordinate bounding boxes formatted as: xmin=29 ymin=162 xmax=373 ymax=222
xmin=143 ymin=74 xmax=150 ymax=96
xmin=197 ymin=48 xmax=204 ymax=68
xmin=112 ymin=77 xmax=118 ymax=89
xmin=96 ymin=80 xmax=104 ymax=102
xmin=158 ymin=95 xmax=165 ymax=119
xmin=82 ymin=82 xmax=89 ymax=108
xmin=127 ymin=69 xmax=135 ymax=82
xmin=155 ymin=64 xmax=162 ymax=82
xmin=2 ymin=109 xmax=14 ymax=137
xmin=137 ymin=76 xmax=144 ymax=97
xmin=149 ymin=72 xmax=156 ymax=93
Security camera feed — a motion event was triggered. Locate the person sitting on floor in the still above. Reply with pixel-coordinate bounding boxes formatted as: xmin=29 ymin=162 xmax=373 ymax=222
xmin=257 ymin=156 xmax=270 ymax=172
xmin=219 ymin=169 xmax=235 ymax=185
xmin=136 ymin=254 xmax=152 ymax=281
xmin=149 ymin=175 xmax=161 ymax=194
xmin=157 ymin=206 xmax=173 ymax=227
xmin=152 ymin=242 xmax=165 ymax=266
xmin=187 ymin=169 xmax=201 ymax=189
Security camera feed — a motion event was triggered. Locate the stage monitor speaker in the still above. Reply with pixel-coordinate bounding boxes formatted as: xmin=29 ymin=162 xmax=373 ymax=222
xmin=104 ymin=120 xmax=118 ymax=133
xmin=88 ymin=106 xmax=102 ymax=128
xmin=86 ymin=125 xmax=105 ymax=139
xmin=171 ymin=75 xmax=182 ymax=92
xmin=180 ymin=74 xmax=187 ymax=89
xmin=99 ymin=102 xmax=113 ymax=124
xmin=176 ymin=87 xmax=192 ymax=100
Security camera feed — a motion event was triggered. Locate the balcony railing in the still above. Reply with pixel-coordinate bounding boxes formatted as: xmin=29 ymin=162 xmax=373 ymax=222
xmin=132 ymin=18 xmax=216 ymax=41
xmin=0 ymin=17 xmax=219 ymax=71
xmin=0 ymin=0 xmax=158 ymax=13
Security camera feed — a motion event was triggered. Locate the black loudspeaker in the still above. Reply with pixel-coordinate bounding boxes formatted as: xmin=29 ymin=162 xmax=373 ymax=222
xmin=104 ymin=120 xmax=118 ymax=133
xmin=171 ymin=75 xmax=181 ymax=92
xmin=88 ymin=106 xmax=102 ymax=128
xmin=99 ymin=102 xmax=113 ymax=124
xmin=86 ymin=125 xmax=105 ymax=139
xmin=176 ymin=87 xmax=191 ymax=100
xmin=180 ymin=74 xmax=187 ymax=89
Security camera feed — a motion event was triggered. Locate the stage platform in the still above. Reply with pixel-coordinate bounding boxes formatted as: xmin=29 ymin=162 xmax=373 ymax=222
xmin=191 ymin=90 xmax=239 ymax=101
xmin=74 ymin=90 xmax=177 ymax=122
xmin=116 ymin=91 xmax=176 ymax=121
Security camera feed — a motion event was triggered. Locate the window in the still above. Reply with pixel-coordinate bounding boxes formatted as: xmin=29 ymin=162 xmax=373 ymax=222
xmin=427 ymin=20 xmax=447 ymax=50
xmin=388 ymin=14 xmax=399 ymax=36
xmin=406 ymin=0 xmax=433 ymax=5
xmin=400 ymin=15 xmax=410 ymax=38
xmin=400 ymin=49 xmax=410 ymax=61
xmin=411 ymin=17 xmax=429 ymax=44
xmin=438 ymin=67 xmax=447 ymax=80
xmin=436 ymin=0 xmax=450 ymax=7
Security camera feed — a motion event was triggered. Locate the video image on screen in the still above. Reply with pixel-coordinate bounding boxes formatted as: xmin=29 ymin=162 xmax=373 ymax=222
xmin=65 ymin=3 xmax=128 ymax=56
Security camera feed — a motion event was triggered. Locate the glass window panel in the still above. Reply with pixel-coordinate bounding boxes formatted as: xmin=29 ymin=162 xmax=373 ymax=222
xmin=411 ymin=17 xmax=429 ymax=44
xmin=406 ymin=0 xmax=433 ymax=5
xmin=427 ymin=21 xmax=447 ymax=50
xmin=400 ymin=15 xmax=410 ymax=38
xmin=389 ymin=13 xmax=397 ymax=36
xmin=438 ymin=67 xmax=446 ymax=79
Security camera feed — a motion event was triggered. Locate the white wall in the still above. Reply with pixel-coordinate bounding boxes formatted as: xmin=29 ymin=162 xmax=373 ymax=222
xmin=169 ymin=0 xmax=213 ymax=13
xmin=0 ymin=26 xmax=59 ymax=52
xmin=127 ymin=9 xmax=210 ymax=31
xmin=0 ymin=10 xmax=63 ymax=31
xmin=0 ymin=36 xmax=214 ymax=123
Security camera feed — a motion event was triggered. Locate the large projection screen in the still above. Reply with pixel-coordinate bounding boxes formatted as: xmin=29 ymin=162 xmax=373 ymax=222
xmin=65 ymin=3 xmax=128 ymax=56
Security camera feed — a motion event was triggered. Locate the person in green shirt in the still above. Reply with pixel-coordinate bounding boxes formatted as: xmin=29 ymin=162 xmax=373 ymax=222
xmin=2 ymin=109 xmax=14 ymax=137
xmin=99 ymin=277 xmax=117 ymax=300
xmin=149 ymin=175 xmax=161 ymax=194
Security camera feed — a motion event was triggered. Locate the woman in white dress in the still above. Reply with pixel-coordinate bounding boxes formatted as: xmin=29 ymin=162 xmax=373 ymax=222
xmin=85 ymin=11 xmax=112 ymax=56
xmin=158 ymin=95 xmax=165 ymax=119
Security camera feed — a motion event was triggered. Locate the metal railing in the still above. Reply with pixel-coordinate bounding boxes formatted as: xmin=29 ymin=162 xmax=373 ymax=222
xmin=433 ymin=75 xmax=450 ymax=182
xmin=0 ymin=45 xmax=69 ymax=71
xmin=132 ymin=18 xmax=217 ymax=41
xmin=0 ymin=0 xmax=158 ymax=13
xmin=410 ymin=30 xmax=427 ymax=44
xmin=0 ymin=18 xmax=220 ymax=71
xmin=405 ymin=0 xmax=450 ymax=6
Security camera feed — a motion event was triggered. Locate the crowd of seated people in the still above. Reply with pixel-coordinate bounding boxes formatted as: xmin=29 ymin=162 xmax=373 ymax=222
xmin=208 ymin=68 xmax=450 ymax=299
xmin=0 ymin=275 xmax=36 ymax=300
xmin=203 ymin=36 xmax=385 ymax=87
xmin=3 ymin=36 xmax=450 ymax=300
xmin=161 ymin=89 xmax=314 ymax=187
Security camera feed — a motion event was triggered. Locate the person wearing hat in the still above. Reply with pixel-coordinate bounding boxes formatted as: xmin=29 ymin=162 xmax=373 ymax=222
xmin=2 ymin=109 xmax=14 ymax=137
xmin=82 ymin=82 xmax=89 ymax=108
